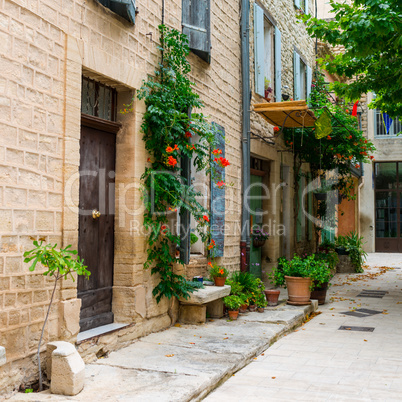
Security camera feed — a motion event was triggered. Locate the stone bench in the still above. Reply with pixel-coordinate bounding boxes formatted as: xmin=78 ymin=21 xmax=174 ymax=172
xmin=178 ymin=285 xmax=231 ymax=324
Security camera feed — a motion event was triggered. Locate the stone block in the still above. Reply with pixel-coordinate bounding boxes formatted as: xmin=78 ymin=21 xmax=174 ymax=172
xmin=179 ymin=285 xmax=231 ymax=305
xmin=206 ymin=299 xmax=224 ymax=318
xmin=179 ymin=304 xmax=206 ymax=325
xmin=0 ymin=347 xmax=6 ymax=366
xmin=59 ymin=298 xmax=81 ymax=339
xmin=47 ymin=341 xmax=85 ymax=396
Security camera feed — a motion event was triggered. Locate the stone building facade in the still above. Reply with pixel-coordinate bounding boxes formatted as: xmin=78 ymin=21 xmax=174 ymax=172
xmin=0 ymin=0 xmax=243 ymax=394
xmin=248 ymin=0 xmax=316 ymax=280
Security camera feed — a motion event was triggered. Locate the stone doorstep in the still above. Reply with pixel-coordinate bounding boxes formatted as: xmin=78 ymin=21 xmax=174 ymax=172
xmin=76 ymin=323 xmax=132 ymax=344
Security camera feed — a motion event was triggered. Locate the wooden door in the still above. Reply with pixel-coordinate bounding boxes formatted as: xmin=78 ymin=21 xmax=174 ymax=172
xmin=78 ymin=115 xmax=118 ymax=332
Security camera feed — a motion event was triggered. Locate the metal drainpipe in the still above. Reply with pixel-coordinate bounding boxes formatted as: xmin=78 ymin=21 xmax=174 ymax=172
xmin=240 ymin=0 xmax=251 ymax=271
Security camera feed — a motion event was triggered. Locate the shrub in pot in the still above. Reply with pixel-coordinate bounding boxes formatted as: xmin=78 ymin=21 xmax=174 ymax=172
xmin=256 ymin=293 xmax=267 ymax=312
xmin=223 ymin=295 xmax=242 ymax=320
xmin=269 ymin=255 xmax=331 ymax=306
xmin=208 ymin=261 xmax=229 ymax=286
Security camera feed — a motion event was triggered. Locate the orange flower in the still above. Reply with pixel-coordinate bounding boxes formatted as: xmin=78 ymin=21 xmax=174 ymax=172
xmin=208 ymin=262 xmax=213 ymax=267
xmin=147 ymin=157 xmax=151 ymax=162
xmin=219 ymin=269 xmax=224 ymax=275
xmin=215 ymin=157 xmax=230 ymax=168
xmin=327 ymin=135 xmax=331 ymax=140
xmin=349 ymin=135 xmax=352 ymax=139
xmin=166 ymin=146 xmax=174 ymax=153
xmin=185 ymin=131 xmax=192 ymax=138
xmin=203 ymin=215 xmax=209 ymax=222
xmin=212 ymin=149 xmax=222 ymax=155
xmin=167 ymin=156 xmax=177 ymax=166
xmin=273 ymin=126 xmax=280 ymax=132
xmin=216 ymin=181 xmax=225 ymax=188
xmin=369 ymin=155 xmax=374 ymax=160
xmin=349 ymin=156 xmax=353 ymax=160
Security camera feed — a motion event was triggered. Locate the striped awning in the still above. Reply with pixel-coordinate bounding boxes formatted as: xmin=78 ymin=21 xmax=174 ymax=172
xmin=253 ymin=100 xmax=316 ymax=128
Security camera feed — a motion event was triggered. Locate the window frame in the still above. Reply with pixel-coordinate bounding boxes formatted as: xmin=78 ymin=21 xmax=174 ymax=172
xmin=374 ymin=109 xmax=402 ymax=138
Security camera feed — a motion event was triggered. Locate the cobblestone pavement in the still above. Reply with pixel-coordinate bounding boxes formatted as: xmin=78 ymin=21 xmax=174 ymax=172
xmin=205 ymin=253 xmax=402 ymax=402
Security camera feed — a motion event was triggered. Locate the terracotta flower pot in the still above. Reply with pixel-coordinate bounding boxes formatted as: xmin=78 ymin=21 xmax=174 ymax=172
xmin=264 ymin=289 xmax=281 ymax=306
xmin=248 ymin=304 xmax=257 ymax=312
xmin=257 ymin=307 xmax=265 ymax=313
xmin=310 ymin=282 xmax=328 ymax=305
xmin=214 ymin=277 xmax=226 ymax=287
xmin=228 ymin=310 xmax=239 ymax=320
xmin=285 ymin=276 xmax=311 ymax=305
xmin=239 ymin=304 xmax=248 ymax=313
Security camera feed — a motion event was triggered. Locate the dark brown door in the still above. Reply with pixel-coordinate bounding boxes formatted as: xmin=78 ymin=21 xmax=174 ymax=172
xmin=374 ymin=162 xmax=401 ymax=252
xmin=78 ymin=115 xmax=118 ymax=332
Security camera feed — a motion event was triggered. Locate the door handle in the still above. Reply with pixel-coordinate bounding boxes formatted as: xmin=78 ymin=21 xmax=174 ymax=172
xmin=92 ymin=209 xmax=101 ymax=220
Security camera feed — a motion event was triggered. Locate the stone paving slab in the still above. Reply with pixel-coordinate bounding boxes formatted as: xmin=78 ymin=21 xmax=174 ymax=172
xmin=10 ymin=301 xmax=316 ymax=401
xmin=206 ymin=253 xmax=402 ymax=401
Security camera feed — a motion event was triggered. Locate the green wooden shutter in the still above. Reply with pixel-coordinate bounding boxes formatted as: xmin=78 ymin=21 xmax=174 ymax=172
xmin=307 ymin=174 xmax=313 ymax=240
xmin=254 ymin=3 xmax=264 ymax=97
xmin=182 ymin=0 xmax=211 ymax=63
xmin=296 ymin=176 xmax=302 ymax=242
xmin=294 ymin=51 xmax=301 ymax=100
xmin=306 ymin=65 xmax=312 ymax=102
xmin=98 ymin=0 xmax=136 ymax=24
xmin=210 ymin=123 xmax=225 ymax=257
xmin=274 ymin=27 xmax=282 ymax=102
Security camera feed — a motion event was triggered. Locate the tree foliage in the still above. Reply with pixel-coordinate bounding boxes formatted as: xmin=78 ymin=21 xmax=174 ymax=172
xmin=302 ymin=0 xmax=402 ymax=117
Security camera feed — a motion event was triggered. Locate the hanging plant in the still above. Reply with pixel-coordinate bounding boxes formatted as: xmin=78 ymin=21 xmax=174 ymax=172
xmin=137 ymin=25 xmax=228 ymax=302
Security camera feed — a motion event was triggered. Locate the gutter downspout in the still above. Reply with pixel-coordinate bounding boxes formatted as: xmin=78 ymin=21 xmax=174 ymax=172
xmin=357 ymin=176 xmax=364 ymax=235
xmin=240 ymin=0 xmax=251 ymax=271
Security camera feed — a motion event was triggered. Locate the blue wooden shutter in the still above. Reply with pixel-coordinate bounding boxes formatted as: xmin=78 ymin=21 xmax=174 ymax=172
xmin=210 ymin=123 xmax=225 ymax=257
xmin=180 ymin=108 xmax=192 ymax=264
xmin=304 ymin=0 xmax=309 ymax=14
xmin=294 ymin=0 xmax=301 ymax=8
xmin=182 ymin=0 xmax=211 ymax=63
xmin=254 ymin=4 xmax=264 ymax=97
xmin=274 ymin=27 xmax=281 ymax=102
xmin=306 ymin=65 xmax=312 ymax=102
xmin=294 ymin=51 xmax=301 ymax=100
xmin=98 ymin=0 xmax=136 ymax=24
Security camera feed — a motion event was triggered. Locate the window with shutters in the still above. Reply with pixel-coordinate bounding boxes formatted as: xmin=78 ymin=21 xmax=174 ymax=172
xmin=293 ymin=50 xmax=312 ymax=101
xmin=182 ymin=0 xmax=211 ymax=63
xmin=97 ymin=0 xmax=136 ymax=24
xmin=254 ymin=4 xmax=281 ymax=102
xmin=294 ymin=0 xmax=309 ymax=14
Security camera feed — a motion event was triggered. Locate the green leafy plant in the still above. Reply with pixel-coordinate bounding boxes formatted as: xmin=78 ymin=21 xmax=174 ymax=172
xmin=336 ymin=231 xmax=367 ymax=273
xmin=225 ymin=279 xmax=243 ymax=296
xmin=315 ymin=251 xmax=339 ymax=272
xmin=24 ymin=389 xmax=33 ymax=393
xmin=190 ymin=233 xmax=199 ymax=245
xmin=208 ymin=261 xmax=229 ymax=278
xmin=269 ymin=254 xmax=331 ymax=290
xmin=251 ymin=229 xmax=269 ymax=242
xmin=223 ymin=295 xmax=243 ymax=311
xmin=256 ymin=292 xmax=268 ymax=308
xmin=137 ymin=25 xmax=229 ymax=303
xmin=23 ymin=239 xmax=90 ymax=391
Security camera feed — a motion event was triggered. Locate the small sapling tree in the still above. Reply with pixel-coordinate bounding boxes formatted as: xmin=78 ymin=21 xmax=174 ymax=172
xmin=23 ymin=238 xmax=90 ymax=391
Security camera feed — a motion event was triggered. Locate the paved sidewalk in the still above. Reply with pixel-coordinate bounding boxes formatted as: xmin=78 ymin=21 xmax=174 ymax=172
xmin=205 ymin=253 xmax=402 ymax=401
xmin=10 ymin=293 xmax=316 ymax=401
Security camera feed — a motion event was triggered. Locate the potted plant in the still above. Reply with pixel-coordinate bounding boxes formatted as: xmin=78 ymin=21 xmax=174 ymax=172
xmin=313 ymin=184 xmax=335 ymax=201
xmin=256 ymin=293 xmax=267 ymax=312
xmin=310 ymin=254 xmax=333 ymax=304
xmin=264 ymin=78 xmax=273 ymax=101
xmin=336 ymin=232 xmax=367 ymax=273
xmin=264 ymin=289 xmax=281 ymax=306
xmin=252 ymin=229 xmax=269 ymax=248
xmin=223 ymin=295 xmax=242 ymax=320
xmin=269 ymin=254 xmax=330 ymax=305
xmin=208 ymin=261 xmax=229 ymax=286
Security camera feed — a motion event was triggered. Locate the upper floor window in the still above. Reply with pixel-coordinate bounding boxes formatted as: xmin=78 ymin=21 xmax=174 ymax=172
xmin=294 ymin=0 xmax=309 ymax=14
xmin=97 ymin=0 xmax=136 ymax=24
xmin=293 ymin=49 xmax=312 ymax=101
xmin=182 ymin=0 xmax=211 ymax=63
xmin=254 ymin=4 xmax=282 ymax=102
xmin=375 ymin=109 xmax=401 ymax=137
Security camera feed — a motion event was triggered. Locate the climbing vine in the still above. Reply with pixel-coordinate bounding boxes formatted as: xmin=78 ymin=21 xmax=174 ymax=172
xmin=137 ymin=25 xmax=228 ymax=302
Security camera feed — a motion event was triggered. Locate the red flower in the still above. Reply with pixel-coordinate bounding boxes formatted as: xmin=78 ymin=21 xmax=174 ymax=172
xmin=166 ymin=146 xmax=174 ymax=153
xmin=208 ymin=262 xmax=213 ymax=267
xmin=203 ymin=215 xmax=209 ymax=222
xmin=215 ymin=157 xmax=230 ymax=168
xmin=212 ymin=149 xmax=222 ymax=155
xmin=273 ymin=126 xmax=280 ymax=132
xmin=364 ymin=140 xmax=367 ymax=143
xmin=216 ymin=181 xmax=226 ymax=188
xmin=349 ymin=135 xmax=352 ymax=139
xmin=185 ymin=131 xmax=192 ymax=138
xmin=167 ymin=156 xmax=177 ymax=166
xmin=369 ymin=155 xmax=374 ymax=160
xmin=147 ymin=157 xmax=151 ymax=162
xmin=327 ymin=135 xmax=331 ymax=140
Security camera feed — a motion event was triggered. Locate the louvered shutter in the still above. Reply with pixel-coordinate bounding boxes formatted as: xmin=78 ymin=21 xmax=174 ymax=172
xmin=179 ymin=108 xmax=192 ymax=264
xmin=294 ymin=0 xmax=301 ymax=8
xmin=304 ymin=0 xmax=309 ymax=14
xmin=182 ymin=0 xmax=211 ymax=63
xmin=274 ymin=27 xmax=281 ymax=102
xmin=210 ymin=123 xmax=225 ymax=257
xmin=306 ymin=65 xmax=312 ymax=102
xmin=98 ymin=0 xmax=136 ymax=24
xmin=254 ymin=4 xmax=264 ymax=97
xmin=294 ymin=51 xmax=301 ymax=100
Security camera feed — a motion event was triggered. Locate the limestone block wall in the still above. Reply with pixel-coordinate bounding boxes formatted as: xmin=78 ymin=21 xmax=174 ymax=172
xmin=0 ymin=0 xmax=242 ymax=394
xmin=249 ymin=0 xmax=316 ymax=278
